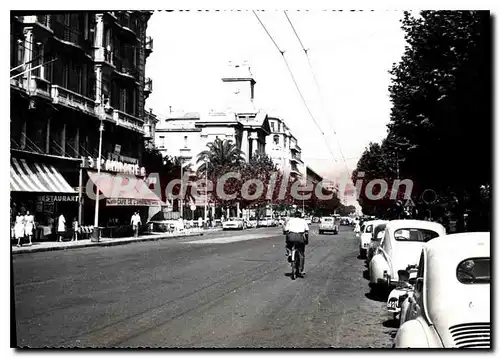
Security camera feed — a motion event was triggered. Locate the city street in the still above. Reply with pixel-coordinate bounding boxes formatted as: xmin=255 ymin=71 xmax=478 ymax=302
xmin=13 ymin=225 xmax=396 ymax=348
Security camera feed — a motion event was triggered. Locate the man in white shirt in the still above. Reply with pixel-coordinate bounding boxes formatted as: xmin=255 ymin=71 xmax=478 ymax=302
xmin=284 ymin=211 xmax=309 ymax=277
xmin=131 ymin=212 xmax=142 ymax=237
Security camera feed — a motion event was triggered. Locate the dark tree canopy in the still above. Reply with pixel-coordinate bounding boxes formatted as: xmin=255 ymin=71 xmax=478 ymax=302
xmin=353 ymin=11 xmax=491 ymax=227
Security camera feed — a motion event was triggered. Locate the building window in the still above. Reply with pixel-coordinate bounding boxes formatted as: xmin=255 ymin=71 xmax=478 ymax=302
xmin=273 ymin=135 xmax=279 ymax=145
xmin=270 ymin=121 xmax=275 ymax=132
xmin=184 ymin=135 xmax=188 ymax=148
xmin=277 ymin=122 xmax=281 ymax=132
xmin=158 ymin=136 xmax=165 ymax=149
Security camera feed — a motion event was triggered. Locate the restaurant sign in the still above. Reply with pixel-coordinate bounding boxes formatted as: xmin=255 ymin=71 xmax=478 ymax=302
xmin=106 ymin=198 xmax=162 ymax=206
xmin=82 ymin=156 xmax=146 ymax=176
xmin=37 ymin=195 xmax=78 ymax=203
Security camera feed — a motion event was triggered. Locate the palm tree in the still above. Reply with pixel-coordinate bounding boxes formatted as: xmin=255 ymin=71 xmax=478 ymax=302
xmin=196 ymin=138 xmax=245 ymax=177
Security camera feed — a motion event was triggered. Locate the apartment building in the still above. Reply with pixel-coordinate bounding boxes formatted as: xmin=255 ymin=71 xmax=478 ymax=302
xmin=265 ymin=116 xmax=304 ymax=180
xmin=154 ymin=61 xmax=270 ymax=169
xmin=10 ymin=11 xmax=161 ymax=236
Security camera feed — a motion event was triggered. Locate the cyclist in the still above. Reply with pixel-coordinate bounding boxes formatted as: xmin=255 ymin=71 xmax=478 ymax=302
xmin=284 ymin=210 xmax=309 ymax=277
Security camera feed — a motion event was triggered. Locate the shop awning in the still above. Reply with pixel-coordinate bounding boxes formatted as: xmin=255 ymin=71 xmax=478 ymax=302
xmin=10 ymin=157 xmax=77 ymax=193
xmin=87 ymin=171 xmax=165 ymax=206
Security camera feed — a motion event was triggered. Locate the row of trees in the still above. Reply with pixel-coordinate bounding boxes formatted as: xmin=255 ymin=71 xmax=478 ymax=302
xmin=143 ymin=137 xmax=348 ymax=217
xmin=353 ymin=11 xmax=490 ymax=230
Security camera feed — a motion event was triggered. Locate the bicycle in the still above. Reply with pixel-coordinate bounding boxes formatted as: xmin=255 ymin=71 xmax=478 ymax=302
xmin=287 ymin=243 xmax=302 ymax=280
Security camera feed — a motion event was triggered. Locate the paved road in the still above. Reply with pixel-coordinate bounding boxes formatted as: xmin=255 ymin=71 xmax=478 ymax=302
xmin=12 ymin=226 xmax=396 ymax=348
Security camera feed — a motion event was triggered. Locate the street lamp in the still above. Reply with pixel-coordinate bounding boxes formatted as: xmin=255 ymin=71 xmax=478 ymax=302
xmin=92 ymin=103 xmax=105 ymax=242
xmin=204 ymin=159 xmax=209 ymax=224
xmin=180 ymin=157 xmax=184 ymax=220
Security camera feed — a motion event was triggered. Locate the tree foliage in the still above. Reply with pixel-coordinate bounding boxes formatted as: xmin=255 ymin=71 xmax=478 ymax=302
xmin=353 ymin=11 xmax=490 ymax=228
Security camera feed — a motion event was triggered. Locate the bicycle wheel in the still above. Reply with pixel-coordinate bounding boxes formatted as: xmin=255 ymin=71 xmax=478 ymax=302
xmin=295 ymin=251 xmax=301 ymax=277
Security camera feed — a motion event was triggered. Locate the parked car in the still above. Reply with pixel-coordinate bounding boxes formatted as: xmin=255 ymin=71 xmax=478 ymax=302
xmin=222 ymin=217 xmax=247 ymax=230
xmin=366 ymin=222 xmax=388 ymax=264
xmin=318 ymin=216 xmax=338 ymax=235
xmin=369 ymin=220 xmax=446 ymax=294
xmin=258 ymin=216 xmax=276 ymax=227
xmin=394 ymin=232 xmax=490 ymax=348
xmin=358 ymin=220 xmax=387 ymax=258
xmin=246 ymin=218 xmax=257 ymax=228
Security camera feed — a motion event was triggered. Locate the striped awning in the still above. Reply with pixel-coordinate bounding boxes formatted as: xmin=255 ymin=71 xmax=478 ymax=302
xmin=10 ymin=157 xmax=77 ymax=193
xmin=87 ymin=171 xmax=165 ymax=206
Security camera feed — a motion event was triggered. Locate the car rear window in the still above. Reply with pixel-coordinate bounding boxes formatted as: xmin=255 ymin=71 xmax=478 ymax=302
xmin=322 ymin=218 xmax=333 ymax=222
xmin=457 ymin=258 xmax=490 ymax=284
xmin=394 ymin=228 xmax=440 ymax=242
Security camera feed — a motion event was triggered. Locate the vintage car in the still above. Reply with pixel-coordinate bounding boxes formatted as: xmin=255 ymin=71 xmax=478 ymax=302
xmin=394 ymin=232 xmax=490 ymax=348
xmin=258 ymin=216 xmax=277 ymax=227
xmin=358 ymin=220 xmax=387 ymax=258
xmin=366 ymin=222 xmax=388 ymax=264
xmin=245 ymin=218 xmax=257 ymax=228
xmin=222 ymin=217 xmax=247 ymax=230
xmin=318 ymin=216 xmax=339 ymax=235
xmin=369 ymin=220 xmax=446 ymax=293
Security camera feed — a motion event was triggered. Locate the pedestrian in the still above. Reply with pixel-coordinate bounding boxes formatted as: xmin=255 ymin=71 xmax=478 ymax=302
xmin=131 ymin=212 xmax=141 ymax=238
xmin=24 ymin=210 xmax=35 ymax=246
xmin=57 ymin=213 xmax=66 ymax=242
xmin=354 ymin=221 xmax=361 ymax=235
xmin=14 ymin=212 xmax=25 ymax=247
xmin=72 ymin=217 xmax=79 ymax=241
xmin=198 ymin=216 xmax=203 ymax=229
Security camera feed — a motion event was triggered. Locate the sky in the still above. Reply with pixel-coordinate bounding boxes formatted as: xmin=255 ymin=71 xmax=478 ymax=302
xmin=145 ymin=10 xmax=408 ymax=207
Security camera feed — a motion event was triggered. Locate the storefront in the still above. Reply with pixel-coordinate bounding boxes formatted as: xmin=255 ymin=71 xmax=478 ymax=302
xmin=80 ymin=154 xmax=166 ymax=237
xmin=10 ymin=154 xmax=80 ymax=241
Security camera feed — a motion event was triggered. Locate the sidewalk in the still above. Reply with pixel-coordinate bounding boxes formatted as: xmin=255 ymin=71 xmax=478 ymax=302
xmin=11 ymin=227 xmax=222 ymax=255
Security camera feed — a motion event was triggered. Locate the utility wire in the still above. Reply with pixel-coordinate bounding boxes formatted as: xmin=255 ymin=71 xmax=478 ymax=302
xmin=252 ymin=10 xmax=338 ymax=165
xmin=283 ymin=10 xmax=351 ymax=179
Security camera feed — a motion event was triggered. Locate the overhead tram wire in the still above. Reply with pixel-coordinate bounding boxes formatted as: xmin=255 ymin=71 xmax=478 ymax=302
xmin=283 ymin=10 xmax=351 ymax=179
xmin=252 ymin=10 xmax=338 ymax=165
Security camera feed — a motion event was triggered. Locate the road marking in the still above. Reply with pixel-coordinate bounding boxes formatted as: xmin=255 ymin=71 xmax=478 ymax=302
xmin=183 ymin=233 xmax=279 ymax=244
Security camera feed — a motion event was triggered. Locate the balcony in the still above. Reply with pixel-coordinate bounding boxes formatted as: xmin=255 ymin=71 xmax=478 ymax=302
xmin=51 ymin=85 xmax=95 ymax=117
xmin=112 ymin=55 xmax=139 ymax=80
xmin=51 ymin=20 xmax=89 ymax=52
xmin=290 ymin=154 xmax=303 ymax=164
xmin=21 ymin=15 xmax=52 ymax=30
xmin=20 ymin=15 xmax=53 ymax=39
xmin=145 ymin=36 xmax=153 ymax=56
xmin=115 ymin=12 xmax=138 ymax=38
xmin=10 ymin=76 xmax=26 ymax=92
xmin=144 ymin=77 xmax=153 ymax=95
xmin=27 ymin=76 xmax=52 ymax=100
xmin=113 ymin=110 xmax=144 ymax=134
xmin=94 ymin=48 xmax=115 ymax=68
xmin=290 ymin=167 xmax=302 ymax=177
xmin=290 ymin=142 xmax=301 ymax=152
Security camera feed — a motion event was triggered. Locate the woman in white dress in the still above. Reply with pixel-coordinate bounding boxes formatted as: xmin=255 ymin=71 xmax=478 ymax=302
xmin=14 ymin=212 xmax=25 ymax=247
xmin=24 ymin=210 xmax=35 ymax=246
xmin=57 ymin=213 xmax=66 ymax=242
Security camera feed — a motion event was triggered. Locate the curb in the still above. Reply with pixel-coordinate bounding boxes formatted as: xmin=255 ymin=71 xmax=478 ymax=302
xmin=11 ymin=231 xmax=211 ymax=255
